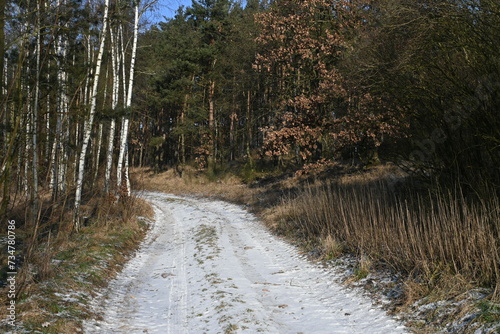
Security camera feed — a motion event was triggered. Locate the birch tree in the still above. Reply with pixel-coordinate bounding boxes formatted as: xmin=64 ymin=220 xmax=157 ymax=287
xmin=116 ymin=0 xmax=140 ymax=197
xmin=104 ymin=25 xmax=120 ymax=193
xmin=74 ymin=0 xmax=110 ymax=228
xmin=50 ymin=0 xmax=70 ymax=200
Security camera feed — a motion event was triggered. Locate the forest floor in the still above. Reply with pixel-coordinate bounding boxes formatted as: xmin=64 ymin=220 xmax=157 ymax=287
xmin=0 ymin=194 xmax=153 ymax=333
xmin=1 ymin=165 xmax=498 ymax=333
xmin=83 ymin=192 xmax=408 ymax=333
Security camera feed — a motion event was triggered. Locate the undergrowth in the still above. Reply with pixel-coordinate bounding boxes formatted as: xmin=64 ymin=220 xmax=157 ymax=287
xmin=0 ymin=193 xmax=152 ymax=333
xmin=272 ymin=180 xmax=500 ymax=294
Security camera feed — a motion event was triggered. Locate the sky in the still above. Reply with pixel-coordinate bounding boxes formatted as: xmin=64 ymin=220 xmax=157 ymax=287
xmin=146 ymin=0 xmax=247 ymax=24
xmin=147 ymin=0 xmax=194 ymax=23
xmin=159 ymin=0 xmax=193 ymax=17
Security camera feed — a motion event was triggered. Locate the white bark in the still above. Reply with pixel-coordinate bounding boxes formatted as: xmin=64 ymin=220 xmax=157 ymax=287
xmin=45 ymin=72 xmax=50 ymax=163
xmin=116 ymin=118 xmax=128 ymax=191
xmin=93 ymin=64 xmax=110 ymax=186
xmin=104 ymin=118 xmax=116 ymax=193
xmin=104 ymin=26 xmax=121 ymax=193
xmin=119 ymin=25 xmax=127 ymax=106
xmin=23 ymin=95 xmax=30 ymax=194
xmin=116 ymin=24 xmax=127 ymax=190
xmin=84 ymin=35 xmax=92 ymax=106
xmin=94 ymin=122 xmax=103 ymax=183
xmin=116 ymin=2 xmax=139 ymax=197
xmin=74 ymin=0 xmax=110 ymax=228
xmin=51 ymin=0 xmax=70 ymax=199
xmin=124 ymin=144 xmax=131 ymax=196
xmin=72 ymin=122 xmax=78 ymax=184
xmin=22 ymin=18 xmax=30 ymax=195
xmin=49 ymin=139 xmax=56 ymax=191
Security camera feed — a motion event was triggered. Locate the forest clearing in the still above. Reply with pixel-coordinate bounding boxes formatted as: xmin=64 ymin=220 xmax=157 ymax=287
xmin=1 ymin=0 xmax=500 ymax=332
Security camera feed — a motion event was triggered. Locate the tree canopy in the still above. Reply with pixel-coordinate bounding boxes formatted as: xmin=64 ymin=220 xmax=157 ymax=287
xmin=1 ymin=0 xmax=499 ymax=226
xmin=130 ymin=0 xmax=499 ymax=195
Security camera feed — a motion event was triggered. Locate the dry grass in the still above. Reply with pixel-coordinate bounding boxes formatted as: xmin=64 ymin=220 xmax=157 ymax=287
xmin=267 ymin=169 xmax=500 ymax=303
xmin=321 ymin=235 xmax=344 ymax=260
xmin=0 ymin=193 xmax=152 ymax=333
xmin=131 ymin=166 xmax=259 ymax=205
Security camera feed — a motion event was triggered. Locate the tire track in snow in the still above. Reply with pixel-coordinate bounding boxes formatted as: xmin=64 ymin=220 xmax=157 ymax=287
xmin=167 ymin=203 xmax=189 ymax=334
xmin=193 ymin=198 xmax=404 ymax=333
xmin=84 ymin=192 xmax=408 ymax=334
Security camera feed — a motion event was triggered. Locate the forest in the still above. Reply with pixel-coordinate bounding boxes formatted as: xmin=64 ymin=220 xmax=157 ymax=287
xmin=0 ymin=0 xmax=499 ymax=331
xmin=134 ymin=0 xmax=500 ymax=190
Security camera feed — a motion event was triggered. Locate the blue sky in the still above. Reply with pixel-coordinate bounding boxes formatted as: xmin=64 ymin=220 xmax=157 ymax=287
xmin=160 ymin=0 xmax=193 ymax=17
xmin=146 ymin=0 xmax=247 ymax=24
xmin=149 ymin=0 xmax=193 ymax=22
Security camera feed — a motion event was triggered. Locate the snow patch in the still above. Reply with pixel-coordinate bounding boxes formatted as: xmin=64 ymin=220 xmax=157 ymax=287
xmin=83 ymin=192 xmax=409 ymax=333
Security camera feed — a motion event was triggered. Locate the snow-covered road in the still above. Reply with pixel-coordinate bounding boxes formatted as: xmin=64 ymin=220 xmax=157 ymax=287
xmin=84 ymin=192 xmax=408 ymax=334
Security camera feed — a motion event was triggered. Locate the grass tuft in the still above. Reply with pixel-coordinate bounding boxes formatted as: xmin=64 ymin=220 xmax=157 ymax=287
xmin=478 ymin=300 xmax=500 ymax=324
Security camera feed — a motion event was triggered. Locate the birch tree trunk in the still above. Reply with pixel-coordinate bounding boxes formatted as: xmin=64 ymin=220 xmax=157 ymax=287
xmin=51 ymin=0 xmax=70 ymax=200
xmin=105 ymin=118 xmax=116 ymax=193
xmin=74 ymin=0 xmax=110 ymax=228
xmin=116 ymin=2 xmax=139 ymax=197
xmin=116 ymin=26 xmax=127 ymax=190
xmin=24 ymin=81 xmax=30 ymax=195
xmin=104 ymin=26 xmax=120 ymax=193
xmin=83 ymin=35 xmax=92 ymax=106
xmin=93 ymin=62 xmax=110 ymax=187
xmin=20 ymin=16 xmax=30 ymax=195
xmin=93 ymin=122 xmax=103 ymax=184
xmin=25 ymin=0 xmax=43 ymax=258
xmin=116 ymin=117 xmax=128 ymax=193
xmin=45 ymin=72 xmax=51 ymax=164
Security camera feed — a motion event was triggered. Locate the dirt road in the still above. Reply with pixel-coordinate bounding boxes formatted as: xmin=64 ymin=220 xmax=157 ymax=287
xmin=83 ymin=192 xmax=407 ymax=334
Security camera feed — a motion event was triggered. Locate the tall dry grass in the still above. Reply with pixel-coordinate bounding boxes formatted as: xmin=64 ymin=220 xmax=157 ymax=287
xmin=274 ymin=179 xmax=500 ymax=295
